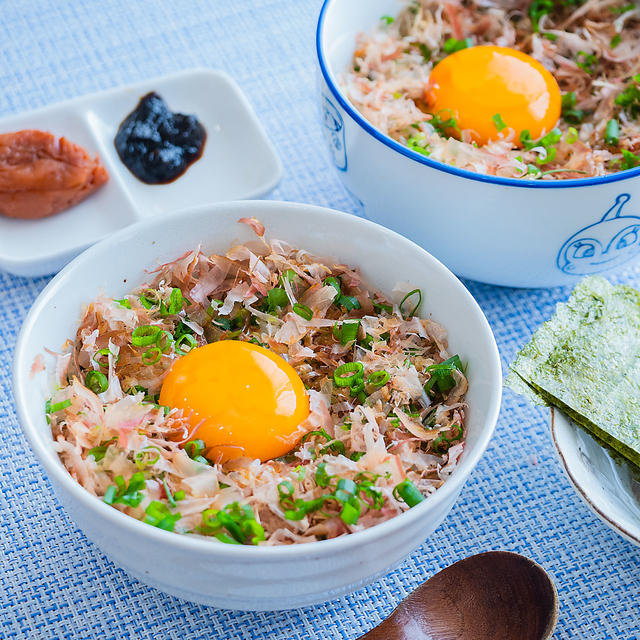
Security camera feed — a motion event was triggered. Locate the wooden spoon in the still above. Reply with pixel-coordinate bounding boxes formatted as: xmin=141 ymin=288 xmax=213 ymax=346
xmin=358 ymin=551 xmax=558 ymax=640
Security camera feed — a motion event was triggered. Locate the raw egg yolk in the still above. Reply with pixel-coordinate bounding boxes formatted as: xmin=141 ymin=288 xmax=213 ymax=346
xmin=159 ymin=341 xmax=309 ymax=462
xmin=426 ymin=45 xmax=561 ymax=147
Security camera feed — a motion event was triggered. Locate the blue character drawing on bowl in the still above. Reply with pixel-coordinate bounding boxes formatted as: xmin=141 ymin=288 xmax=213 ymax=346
xmin=557 ymin=193 xmax=640 ymax=275
xmin=322 ymin=95 xmax=347 ymax=171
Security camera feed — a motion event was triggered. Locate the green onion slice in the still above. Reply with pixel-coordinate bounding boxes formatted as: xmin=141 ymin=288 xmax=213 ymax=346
xmin=335 ymin=320 xmax=360 ymax=346
xmin=393 ymin=479 xmax=425 ymax=508
xmin=293 ymin=303 xmax=313 ymax=321
xmin=85 ymin=370 xmax=109 ymax=394
xmin=333 ymin=362 xmax=364 ymax=387
xmin=184 ymin=439 xmax=206 ymax=459
xmin=175 ymin=334 xmax=197 ymax=355
xmin=367 ymin=370 xmax=390 ymax=388
xmin=93 ymin=348 xmax=117 ymax=368
xmin=48 ymin=399 xmax=71 ymax=413
xmin=132 ymin=325 xmax=162 ymax=347
xmin=156 ymin=330 xmax=174 ymax=353
xmin=323 ymin=277 xmax=341 ymax=300
xmin=134 ymin=446 xmax=161 ymax=469
xmin=142 ymin=347 xmax=162 ymax=366
xmin=399 ymin=289 xmax=422 ymax=318
xmin=605 ymin=119 xmax=620 ymax=146
xmin=167 ymin=288 xmax=184 ymax=315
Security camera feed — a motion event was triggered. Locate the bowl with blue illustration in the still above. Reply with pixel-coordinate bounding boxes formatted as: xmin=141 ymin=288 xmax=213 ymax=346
xmin=315 ymin=0 xmax=640 ymax=288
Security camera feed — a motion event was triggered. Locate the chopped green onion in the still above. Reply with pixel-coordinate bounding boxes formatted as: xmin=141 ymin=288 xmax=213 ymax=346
xmin=429 ymin=109 xmax=460 ymax=137
xmin=529 ymin=0 xmax=554 ymax=32
xmin=156 ymin=330 xmax=174 ymax=353
xmin=132 ymin=325 xmax=162 ymax=347
xmin=620 ymin=149 xmax=640 ymax=170
xmin=610 ymin=3 xmax=635 ymax=13
xmin=174 ymin=490 xmax=185 ymax=501
xmin=163 ymin=478 xmax=176 ymax=507
xmin=323 ymin=277 xmax=341 ymax=301
xmin=611 ymin=34 xmax=622 ymax=49
xmin=565 ymin=127 xmax=578 ymax=144
xmin=266 ymin=287 xmax=289 ymax=312
xmin=279 ymin=269 xmax=297 ymax=286
xmin=337 ymin=294 xmax=361 ymax=311
xmin=115 ymin=298 xmax=131 ymax=309
xmin=142 ymin=347 xmax=162 ymax=366
xmin=575 ymin=51 xmax=597 ymax=74
xmin=393 ymin=479 xmax=425 ymax=507
xmin=615 ymin=75 xmax=640 ymax=118
xmin=104 ymin=472 xmax=146 ymax=507
xmin=407 ymin=134 xmax=430 ymax=156
xmin=561 ymin=92 xmax=584 ymax=124
xmin=293 ymin=303 xmax=313 ymax=321
xmin=424 ymin=354 xmax=464 ymax=396
xmin=175 ymin=334 xmax=197 ymax=355
xmin=492 ymin=113 xmax=507 ymax=132
xmin=417 ymin=42 xmax=431 ymax=62
xmin=145 ymin=500 xmax=181 ymax=531
xmin=85 ymin=370 xmax=109 ymax=394
xmin=184 ymin=439 xmax=206 ymax=459
xmin=334 ymin=320 xmax=360 ymax=346
xmin=135 ymin=446 xmax=161 ymax=469
xmin=103 ymin=485 xmax=117 ymax=505
xmin=350 ymin=451 xmax=365 ymax=461
xmin=380 ymin=14 xmax=394 ymax=24
xmin=399 ymin=288 xmax=422 ymax=318
xmin=433 ymin=423 xmax=464 ymax=453
xmin=200 ymin=503 xmax=265 ymax=544
xmin=212 ymin=316 xmax=232 ymax=331
xmin=315 ymin=463 xmax=332 ymax=488
xmin=367 ymin=370 xmax=390 ymax=388
xmin=442 ymin=37 xmax=472 ymax=54
xmin=333 ymin=362 xmax=364 ymax=387
xmin=605 ymin=119 xmax=620 ymax=146
xmin=543 ymin=32 xmax=558 ymax=41
xmin=93 ymin=348 xmax=116 ymax=368
xmin=48 ymin=399 xmax=71 ymax=413
xmin=87 ymin=437 xmax=117 ymax=462
xmin=301 ymin=429 xmax=346 ymax=456
xmin=192 ymin=455 xmax=210 ymax=465
xmin=372 ymin=300 xmax=393 ymax=314
xmin=167 ymin=288 xmax=184 ymax=315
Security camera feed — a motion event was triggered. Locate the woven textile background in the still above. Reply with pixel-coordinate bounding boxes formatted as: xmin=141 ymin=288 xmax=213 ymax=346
xmin=0 ymin=1 xmax=639 ymax=638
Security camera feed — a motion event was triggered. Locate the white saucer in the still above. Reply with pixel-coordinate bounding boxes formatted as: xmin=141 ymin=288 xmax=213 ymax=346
xmin=0 ymin=68 xmax=282 ymax=277
xmin=551 ymin=408 xmax=640 ymax=547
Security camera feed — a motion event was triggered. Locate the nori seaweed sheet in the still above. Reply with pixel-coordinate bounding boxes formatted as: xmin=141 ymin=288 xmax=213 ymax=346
xmin=508 ymin=277 xmax=640 ymax=467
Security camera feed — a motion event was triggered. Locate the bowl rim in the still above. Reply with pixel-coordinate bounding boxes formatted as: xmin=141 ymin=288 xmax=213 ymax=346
xmin=549 ymin=407 xmax=640 ymax=547
xmin=13 ymin=199 xmax=502 ymax=558
xmin=316 ymin=0 xmax=640 ymax=190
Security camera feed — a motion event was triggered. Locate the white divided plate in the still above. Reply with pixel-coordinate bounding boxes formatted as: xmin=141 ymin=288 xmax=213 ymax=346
xmin=0 ymin=69 xmax=282 ymax=277
xmin=551 ymin=408 xmax=640 ymax=546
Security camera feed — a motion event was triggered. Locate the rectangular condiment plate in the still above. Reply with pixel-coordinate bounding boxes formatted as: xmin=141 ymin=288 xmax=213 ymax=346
xmin=0 ymin=68 xmax=282 ymax=277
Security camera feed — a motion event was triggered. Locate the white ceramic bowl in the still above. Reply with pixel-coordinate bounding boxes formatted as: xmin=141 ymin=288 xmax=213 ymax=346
xmin=13 ymin=200 xmax=502 ymax=610
xmin=316 ymin=0 xmax=640 ymax=288
xmin=550 ymin=408 xmax=640 ymax=547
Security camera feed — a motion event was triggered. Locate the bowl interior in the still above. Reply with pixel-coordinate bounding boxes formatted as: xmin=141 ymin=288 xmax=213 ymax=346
xmin=551 ymin=408 xmax=640 ymax=546
xmin=321 ymin=0 xmax=400 ymax=84
xmin=14 ymin=200 xmax=501 ymax=550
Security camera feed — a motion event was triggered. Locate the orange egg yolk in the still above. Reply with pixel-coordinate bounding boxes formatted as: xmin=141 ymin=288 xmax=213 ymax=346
xmin=159 ymin=341 xmax=310 ymax=462
xmin=426 ymin=45 xmax=561 ymax=147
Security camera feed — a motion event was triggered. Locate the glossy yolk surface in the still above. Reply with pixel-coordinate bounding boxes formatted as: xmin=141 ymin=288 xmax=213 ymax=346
xmin=426 ymin=45 xmax=561 ymax=147
xmin=159 ymin=341 xmax=309 ymax=462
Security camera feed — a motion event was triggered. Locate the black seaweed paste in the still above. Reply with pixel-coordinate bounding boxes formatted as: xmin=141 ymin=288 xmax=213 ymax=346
xmin=114 ymin=92 xmax=206 ymax=184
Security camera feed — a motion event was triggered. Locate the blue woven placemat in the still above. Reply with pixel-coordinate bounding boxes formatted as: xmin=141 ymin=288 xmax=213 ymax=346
xmin=1 ymin=1 xmax=639 ymax=637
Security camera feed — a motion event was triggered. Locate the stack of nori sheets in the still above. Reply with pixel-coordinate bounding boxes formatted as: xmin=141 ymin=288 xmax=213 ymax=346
xmin=508 ymin=276 xmax=640 ymax=467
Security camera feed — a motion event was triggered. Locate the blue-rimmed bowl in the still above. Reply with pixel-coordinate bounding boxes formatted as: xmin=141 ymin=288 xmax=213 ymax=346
xmin=316 ymin=0 xmax=640 ymax=288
